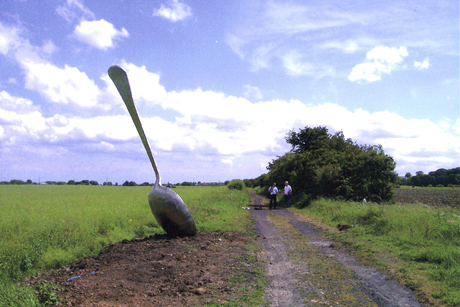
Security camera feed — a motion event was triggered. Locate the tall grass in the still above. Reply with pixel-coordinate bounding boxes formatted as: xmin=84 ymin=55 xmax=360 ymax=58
xmin=0 ymin=185 xmax=251 ymax=306
xmin=294 ymin=199 xmax=460 ymax=306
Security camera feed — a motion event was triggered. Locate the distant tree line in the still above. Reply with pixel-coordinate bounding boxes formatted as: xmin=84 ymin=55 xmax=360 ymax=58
xmin=0 ymin=179 xmax=35 ymax=185
xmin=400 ymin=168 xmax=460 ymax=187
xmin=67 ymin=180 xmax=99 ymax=185
xmin=0 ymin=179 xmax=100 ymax=185
xmin=0 ymin=179 xmax=232 ymax=187
xmin=252 ymin=126 xmax=399 ymax=206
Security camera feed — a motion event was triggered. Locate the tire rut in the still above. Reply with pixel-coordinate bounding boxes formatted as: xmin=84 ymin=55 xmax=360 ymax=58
xmin=249 ymin=191 xmax=422 ymax=307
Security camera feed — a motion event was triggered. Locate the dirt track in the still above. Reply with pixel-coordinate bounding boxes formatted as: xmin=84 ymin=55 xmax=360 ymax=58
xmin=28 ymin=191 xmax=423 ymax=306
xmin=250 ymin=191 xmax=422 ymax=306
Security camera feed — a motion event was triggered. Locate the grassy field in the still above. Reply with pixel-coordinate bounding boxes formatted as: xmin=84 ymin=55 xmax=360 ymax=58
xmin=293 ymin=191 xmax=460 ymax=307
xmin=2 ymin=185 xmax=459 ymax=306
xmin=0 ymin=185 xmax=252 ymax=306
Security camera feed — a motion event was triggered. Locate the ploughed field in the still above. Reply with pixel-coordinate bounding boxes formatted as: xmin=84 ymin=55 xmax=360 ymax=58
xmin=395 ymin=187 xmax=460 ymax=208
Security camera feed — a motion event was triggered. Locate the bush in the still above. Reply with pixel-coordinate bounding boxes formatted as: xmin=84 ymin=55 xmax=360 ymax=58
xmin=265 ymin=126 xmax=398 ymax=202
xmin=227 ymin=180 xmax=245 ymax=191
xmin=295 ymin=192 xmax=314 ymax=208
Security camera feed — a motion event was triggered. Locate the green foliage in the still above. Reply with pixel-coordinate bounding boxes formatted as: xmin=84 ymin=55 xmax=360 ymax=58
xmin=252 ymin=173 xmax=269 ymax=188
xmin=34 ymin=283 xmax=61 ymax=307
xmin=0 ymin=282 xmax=39 ymax=306
xmin=243 ymin=179 xmax=255 ymax=188
xmin=0 ymin=179 xmax=35 ymax=185
xmin=402 ymin=167 xmax=460 ymax=187
xmin=264 ymin=126 xmax=398 ymax=203
xmin=294 ymin=192 xmax=314 ymax=208
xmin=227 ymin=180 xmax=246 ymax=191
xmin=294 ymin=198 xmax=460 ymax=306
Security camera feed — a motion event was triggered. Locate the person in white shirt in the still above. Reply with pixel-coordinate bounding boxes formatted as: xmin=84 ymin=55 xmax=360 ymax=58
xmin=268 ymin=182 xmax=278 ymax=209
xmin=284 ymin=181 xmax=292 ymax=208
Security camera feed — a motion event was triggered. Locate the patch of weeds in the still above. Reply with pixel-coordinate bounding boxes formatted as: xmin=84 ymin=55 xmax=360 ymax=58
xmin=0 ymin=281 xmax=40 ymax=307
xmin=432 ymin=289 xmax=460 ymax=307
xmin=404 ymin=278 xmax=423 ymax=291
xmin=352 ymin=242 xmax=366 ymax=251
xmin=34 ymin=283 xmax=62 ymax=307
xmin=218 ymin=232 xmax=266 ymax=306
xmin=227 ymin=276 xmax=246 ymax=285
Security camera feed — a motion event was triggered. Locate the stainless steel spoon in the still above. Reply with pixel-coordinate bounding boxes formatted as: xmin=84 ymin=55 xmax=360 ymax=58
xmin=108 ymin=65 xmax=197 ymax=237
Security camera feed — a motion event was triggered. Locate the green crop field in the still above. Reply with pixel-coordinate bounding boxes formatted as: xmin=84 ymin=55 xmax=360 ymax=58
xmin=0 ymin=185 xmax=252 ymax=306
xmin=294 ymin=189 xmax=460 ymax=306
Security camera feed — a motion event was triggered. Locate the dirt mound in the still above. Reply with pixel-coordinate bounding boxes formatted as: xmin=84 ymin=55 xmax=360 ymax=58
xmin=26 ymin=231 xmax=259 ymax=306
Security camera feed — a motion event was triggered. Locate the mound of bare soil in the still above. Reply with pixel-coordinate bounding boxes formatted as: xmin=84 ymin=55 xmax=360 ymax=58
xmin=26 ymin=231 xmax=259 ymax=306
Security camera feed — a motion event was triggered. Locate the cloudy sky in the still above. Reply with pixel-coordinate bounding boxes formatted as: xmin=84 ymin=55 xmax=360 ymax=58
xmin=0 ymin=0 xmax=458 ymax=185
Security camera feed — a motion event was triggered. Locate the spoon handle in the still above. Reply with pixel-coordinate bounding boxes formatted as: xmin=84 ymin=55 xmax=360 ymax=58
xmin=108 ymin=65 xmax=161 ymax=185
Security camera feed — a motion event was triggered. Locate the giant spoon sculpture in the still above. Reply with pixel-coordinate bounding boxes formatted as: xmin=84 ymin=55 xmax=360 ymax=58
xmin=108 ymin=65 xmax=197 ymax=237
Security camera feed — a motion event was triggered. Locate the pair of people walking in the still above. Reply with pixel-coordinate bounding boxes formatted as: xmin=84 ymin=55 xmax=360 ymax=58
xmin=268 ymin=181 xmax=292 ymax=209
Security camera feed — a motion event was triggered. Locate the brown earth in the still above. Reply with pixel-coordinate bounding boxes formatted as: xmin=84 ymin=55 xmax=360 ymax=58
xmin=26 ymin=192 xmax=425 ymax=307
xmin=25 ymin=231 xmax=260 ymax=307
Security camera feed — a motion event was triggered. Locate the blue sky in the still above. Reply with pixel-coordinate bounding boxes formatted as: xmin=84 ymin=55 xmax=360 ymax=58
xmin=0 ymin=0 xmax=458 ymax=185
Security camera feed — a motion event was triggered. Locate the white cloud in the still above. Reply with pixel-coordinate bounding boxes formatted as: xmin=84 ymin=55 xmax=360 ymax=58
xmin=414 ymin=58 xmax=430 ymax=69
xmin=17 ymin=58 xmax=460 ymax=161
xmin=0 ymin=23 xmax=110 ymax=109
xmin=153 ymin=0 xmax=192 ymax=22
xmin=366 ymin=46 xmax=408 ymax=64
xmin=225 ymin=1 xmax=364 ymax=73
xmin=0 ymin=22 xmax=22 ymax=56
xmin=281 ymin=50 xmax=335 ymax=77
xmin=0 ymin=22 xmax=55 ymax=65
xmin=22 ymin=61 xmax=100 ymax=107
xmin=17 ymin=61 xmax=458 ymax=174
xmin=243 ymin=85 xmax=263 ymax=101
xmin=117 ymin=61 xmax=167 ymax=104
xmin=5 ymin=81 xmax=459 ymax=177
xmin=1 ymin=48 xmax=458 ymax=182
xmin=56 ymin=0 xmax=95 ymax=23
xmin=41 ymin=40 xmax=58 ymax=55
xmin=0 ymin=91 xmax=37 ymax=113
xmin=2 ymin=66 xmax=459 ymax=182
xmin=221 ymin=157 xmax=234 ymax=165
xmin=282 ymin=50 xmax=315 ymax=76
xmin=321 ymin=41 xmax=358 ymax=53
xmin=224 ymin=0 xmax=457 ymax=82
xmin=72 ymin=19 xmax=129 ymax=50
xmin=348 ymin=46 xmax=408 ymax=82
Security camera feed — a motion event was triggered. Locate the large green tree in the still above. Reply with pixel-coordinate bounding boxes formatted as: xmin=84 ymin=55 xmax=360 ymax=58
xmin=263 ymin=126 xmax=398 ymax=205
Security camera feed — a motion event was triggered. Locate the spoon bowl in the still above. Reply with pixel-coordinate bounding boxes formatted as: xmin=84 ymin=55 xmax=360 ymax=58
xmin=149 ymin=184 xmax=197 ymax=237
xmin=108 ymin=65 xmax=197 ymax=237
